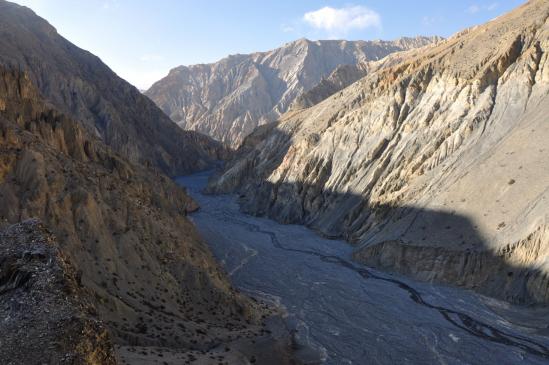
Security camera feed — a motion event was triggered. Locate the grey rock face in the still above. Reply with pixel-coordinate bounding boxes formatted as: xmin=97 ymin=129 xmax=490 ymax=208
xmin=0 ymin=0 xmax=227 ymax=176
xmin=209 ymin=0 xmax=549 ymax=304
xmin=146 ymin=37 xmax=441 ymax=147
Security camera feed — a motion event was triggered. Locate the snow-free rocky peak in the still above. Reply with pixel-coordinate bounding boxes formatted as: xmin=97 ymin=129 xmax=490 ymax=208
xmin=146 ymin=36 xmax=441 ymax=147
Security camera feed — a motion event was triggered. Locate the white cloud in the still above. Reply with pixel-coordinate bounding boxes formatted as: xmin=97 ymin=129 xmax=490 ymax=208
xmin=303 ymin=5 xmax=381 ymax=36
xmin=467 ymin=2 xmax=499 ymax=14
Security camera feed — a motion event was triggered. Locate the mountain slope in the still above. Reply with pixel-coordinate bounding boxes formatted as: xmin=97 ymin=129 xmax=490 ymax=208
xmin=146 ymin=36 xmax=441 ymax=147
xmin=0 ymin=64 xmax=286 ymax=362
xmin=209 ymin=0 xmax=549 ymax=304
xmin=291 ymin=62 xmax=369 ymax=110
xmin=0 ymin=0 xmax=227 ymax=176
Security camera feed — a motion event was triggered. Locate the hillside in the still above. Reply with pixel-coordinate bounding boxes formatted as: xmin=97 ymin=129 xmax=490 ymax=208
xmin=0 ymin=0 xmax=227 ymax=176
xmin=209 ymin=0 xmax=549 ymax=304
xmin=0 ymin=63 xmax=298 ymax=363
xmin=0 ymin=220 xmax=117 ymax=365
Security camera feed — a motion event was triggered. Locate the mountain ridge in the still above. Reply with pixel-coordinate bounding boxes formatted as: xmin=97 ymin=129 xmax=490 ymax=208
xmin=0 ymin=0 xmax=227 ymax=176
xmin=146 ymin=36 xmax=441 ymax=147
xmin=208 ymin=0 xmax=549 ymax=304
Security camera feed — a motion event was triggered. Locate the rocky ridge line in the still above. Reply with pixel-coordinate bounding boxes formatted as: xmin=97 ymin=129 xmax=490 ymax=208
xmin=146 ymin=36 xmax=441 ymax=148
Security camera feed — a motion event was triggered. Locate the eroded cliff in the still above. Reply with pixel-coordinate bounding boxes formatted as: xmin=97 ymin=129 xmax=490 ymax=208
xmin=0 ymin=64 xmax=290 ymax=363
xmin=146 ymin=37 xmax=440 ymax=148
xmin=209 ymin=0 xmax=549 ymax=304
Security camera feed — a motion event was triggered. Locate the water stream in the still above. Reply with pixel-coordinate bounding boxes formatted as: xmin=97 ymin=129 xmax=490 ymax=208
xmin=177 ymin=171 xmax=549 ymax=365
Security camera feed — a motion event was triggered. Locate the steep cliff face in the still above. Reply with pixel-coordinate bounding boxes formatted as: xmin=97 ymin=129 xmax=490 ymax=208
xmin=0 ymin=220 xmax=117 ymax=365
xmin=146 ymin=37 xmax=440 ymax=147
xmin=209 ymin=0 xmax=549 ymax=304
xmin=0 ymin=0 xmax=227 ymax=176
xmin=0 ymin=65 xmax=268 ymax=359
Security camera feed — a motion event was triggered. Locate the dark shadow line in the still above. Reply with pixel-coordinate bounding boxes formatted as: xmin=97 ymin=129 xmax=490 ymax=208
xmin=213 ymin=211 xmax=549 ymax=359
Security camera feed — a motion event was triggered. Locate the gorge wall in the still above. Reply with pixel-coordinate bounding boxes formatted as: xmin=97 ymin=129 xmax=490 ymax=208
xmin=209 ymin=0 xmax=549 ymax=305
xmin=0 ymin=64 xmax=262 ymax=351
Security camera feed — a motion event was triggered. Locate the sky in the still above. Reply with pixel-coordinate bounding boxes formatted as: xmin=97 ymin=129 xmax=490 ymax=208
xmin=11 ymin=0 xmax=525 ymax=90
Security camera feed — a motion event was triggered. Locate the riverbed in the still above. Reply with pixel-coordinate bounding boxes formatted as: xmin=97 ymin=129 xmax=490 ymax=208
xmin=177 ymin=171 xmax=549 ymax=365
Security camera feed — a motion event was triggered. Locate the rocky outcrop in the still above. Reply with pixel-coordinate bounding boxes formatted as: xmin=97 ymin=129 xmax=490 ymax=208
xmin=146 ymin=36 xmax=441 ymax=147
xmin=0 ymin=0 xmax=227 ymax=176
xmin=0 ymin=64 xmax=274 ymax=359
xmin=209 ymin=0 xmax=549 ymax=304
xmin=355 ymin=225 xmax=549 ymax=305
xmin=291 ymin=62 xmax=369 ymax=110
xmin=0 ymin=219 xmax=117 ymax=365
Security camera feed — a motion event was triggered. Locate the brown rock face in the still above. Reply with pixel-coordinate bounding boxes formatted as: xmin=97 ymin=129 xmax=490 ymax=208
xmin=209 ymin=0 xmax=549 ymax=304
xmin=146 ymin=37 xmax=441 ymax=148
xmin=0 ymin=65 xmax=264 ymax=358
xmin=0 ymin=219 xmax=117 ymax=365
xmin=0 ymin=0 xmax=227 ymax=176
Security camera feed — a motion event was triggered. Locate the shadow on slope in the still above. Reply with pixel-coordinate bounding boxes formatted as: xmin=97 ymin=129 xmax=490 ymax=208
xmin=208 ymin=128 xmax=549 ymax=307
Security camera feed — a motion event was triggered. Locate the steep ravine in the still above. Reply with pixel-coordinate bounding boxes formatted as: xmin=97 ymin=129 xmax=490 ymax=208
xmin=0 ymin=65 xmax=299 ymax=364
xmin=208 ymin=0 xmax=549 ymax=305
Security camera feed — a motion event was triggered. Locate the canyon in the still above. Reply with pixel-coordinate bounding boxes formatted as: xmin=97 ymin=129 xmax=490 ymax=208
xmin=0 ymin=62 xmax=296 ymax=364
xmin=209 ymin=0 xmax=549 ymax=306
xmin=0 ymin=1 xmax=299 ymax=364
xmin=1 ymin=0 xmax=549 ymax=363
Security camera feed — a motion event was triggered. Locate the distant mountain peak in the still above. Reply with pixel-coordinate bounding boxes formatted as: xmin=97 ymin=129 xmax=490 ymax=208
xmin=146 ymin=36 xmax=440 ymax=147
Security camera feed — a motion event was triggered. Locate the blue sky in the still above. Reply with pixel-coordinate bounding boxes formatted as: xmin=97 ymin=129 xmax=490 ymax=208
xmin=12 ymin=0 xmax=525 ymax=89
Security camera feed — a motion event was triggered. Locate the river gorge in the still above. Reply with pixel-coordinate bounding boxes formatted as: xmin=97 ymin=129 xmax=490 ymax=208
xmin=177 ymin=171 xmax=549 ymax=365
